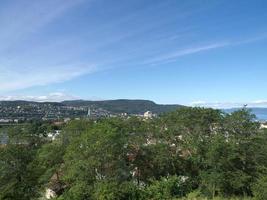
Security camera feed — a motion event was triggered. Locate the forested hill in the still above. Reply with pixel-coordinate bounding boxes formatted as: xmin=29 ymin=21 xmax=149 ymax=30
xmin=62 ymin=99 xmax=183 ymax=114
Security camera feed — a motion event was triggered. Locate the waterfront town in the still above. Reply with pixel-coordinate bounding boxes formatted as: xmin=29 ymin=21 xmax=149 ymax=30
xmin=0 ymin=101 xmax=157 ymax=124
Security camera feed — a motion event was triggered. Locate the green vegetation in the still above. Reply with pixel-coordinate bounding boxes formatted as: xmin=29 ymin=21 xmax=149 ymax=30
xmin=1 ymin=107 xmax=267 ymax=199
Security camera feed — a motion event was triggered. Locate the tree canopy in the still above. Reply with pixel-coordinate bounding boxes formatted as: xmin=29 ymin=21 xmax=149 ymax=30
xmin=0 ymin=107 xmax=266 ymax=200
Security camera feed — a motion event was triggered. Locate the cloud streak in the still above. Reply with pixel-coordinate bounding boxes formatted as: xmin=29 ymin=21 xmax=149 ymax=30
xmin=190 ymin=100 xmax=267 ymax=109
xmin=0 ymin=63 xmax=97 ymax=92
xmin=143 ymin=33 xmax=267 ymax=66
xmin=144 ymin=42 xmax=230 ymax=65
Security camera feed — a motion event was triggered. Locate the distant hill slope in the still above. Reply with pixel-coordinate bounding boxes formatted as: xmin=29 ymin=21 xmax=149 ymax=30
xmin=62 ymin=99 xmax=183 ymax=114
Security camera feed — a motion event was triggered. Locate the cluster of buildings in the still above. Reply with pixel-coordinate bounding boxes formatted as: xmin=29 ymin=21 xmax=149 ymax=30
xmin=0 ymin=101 xmax=158 ymax=124
xmin=128 ymin=111 xmax=157 ymax=119
xmin=0 ymin=103 xmax=88 ymax=122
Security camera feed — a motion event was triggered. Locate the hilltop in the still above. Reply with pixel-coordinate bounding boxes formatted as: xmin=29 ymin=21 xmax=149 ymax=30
xmin=62 ymin=99 xmax=183 ymax=114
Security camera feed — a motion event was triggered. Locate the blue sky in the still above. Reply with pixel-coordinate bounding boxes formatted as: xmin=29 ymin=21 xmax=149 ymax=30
xmin=1 ymin=0 xmax=267 ymax=107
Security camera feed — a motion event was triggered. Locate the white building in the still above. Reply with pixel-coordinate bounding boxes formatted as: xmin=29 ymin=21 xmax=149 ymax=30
xmin=0 ymin=119 xmax=11 ymax=123
xmin=260 ymin=123 xmax=267 ymax=129
xmin=64 ymin=118 xmax=71 ymax=123
xmin=47 ymin=130 xmax=61 ymax=141
xmin=143 ymin=111 xmax=153 ymax=119
xmin=45 ymin=188 xmax=56 ymax=199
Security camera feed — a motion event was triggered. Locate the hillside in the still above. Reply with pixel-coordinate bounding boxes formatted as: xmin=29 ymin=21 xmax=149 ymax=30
xmin=0 ymin=99 xmax=184 ymax=121
xmin=62 ymin=99 xmax=183 ymax=114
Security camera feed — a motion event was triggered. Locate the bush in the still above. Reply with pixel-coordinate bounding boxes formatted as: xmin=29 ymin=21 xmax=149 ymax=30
xmin=186 ymin=190 xmax=203 ymax=200
xmin=252 ymin=175 xmax=267 ymax=200
xmin=144 ymin=176 xmax=192 ymax=200
xmin=92 ymin=181 xmax=144 ymax=200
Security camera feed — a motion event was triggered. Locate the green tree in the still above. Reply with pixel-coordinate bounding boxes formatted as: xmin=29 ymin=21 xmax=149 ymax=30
xmin=252 ymin=175 xmax=267 ymax=200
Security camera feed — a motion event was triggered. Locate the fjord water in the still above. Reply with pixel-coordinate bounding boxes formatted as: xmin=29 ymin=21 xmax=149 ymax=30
xmin=225 ymin=108 xmax=267 ymax=121
xmin=256 ymin=114 xmax=267 ymax=121
xmin=0 ymin=130 xmax=8 ymax=145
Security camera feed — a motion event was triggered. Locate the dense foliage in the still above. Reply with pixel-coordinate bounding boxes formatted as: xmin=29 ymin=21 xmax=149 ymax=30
xmin=1 ymin=107 xmax=267 ymax=199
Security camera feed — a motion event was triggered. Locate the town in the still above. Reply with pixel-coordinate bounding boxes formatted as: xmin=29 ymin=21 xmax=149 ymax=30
xmin=0 ymin=100 xmax=158 ymax=124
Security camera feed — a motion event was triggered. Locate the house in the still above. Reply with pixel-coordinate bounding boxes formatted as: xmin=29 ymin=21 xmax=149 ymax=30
xmin=47 ymin=130 xmax=61 ymax=141
xmin=143 ymin=111 xmax=153 ymax=119
xmin=260 ymin=123 xmax=267 ymax=129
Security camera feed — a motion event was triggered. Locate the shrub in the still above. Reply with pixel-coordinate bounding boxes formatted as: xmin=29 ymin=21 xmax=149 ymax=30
xmin=144 ymin=176 xmax=192 ymax=200
xmin=252 ymin=175 xmax=267 ymax=200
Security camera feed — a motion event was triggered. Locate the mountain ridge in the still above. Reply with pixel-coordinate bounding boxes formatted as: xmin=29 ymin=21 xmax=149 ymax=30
xmin=62 ymin=99 xmax=184 ymax=114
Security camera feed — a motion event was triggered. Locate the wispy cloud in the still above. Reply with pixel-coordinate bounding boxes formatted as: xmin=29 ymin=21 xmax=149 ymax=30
xmin=0 ymin=0 xmax=267 ymax=96
xmin=143 ymin=33 xmax=267 ymax=66
xmin=144 ymin=42 xmax=230 ymax=65
xmin=0 ymin=0 xmax=94 ymax=92
xmin=233 ymin=34 xmax=267 ymax=46
xmin=0 ymin=63 xmax=97 ymax=92
xmin=0 ymin=0 xmax=85 ymax=50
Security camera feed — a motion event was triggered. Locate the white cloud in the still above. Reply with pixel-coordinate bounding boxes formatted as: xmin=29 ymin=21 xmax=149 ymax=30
xmin=0 ymin=92 xmax=79 ymax=102
xmin=252 ymin=100 xmax=267 ymax=104
xmin=190 ymin=100 xmax=267 ymax=109
xmin=190 ymin=101 xmax=207 ymax=105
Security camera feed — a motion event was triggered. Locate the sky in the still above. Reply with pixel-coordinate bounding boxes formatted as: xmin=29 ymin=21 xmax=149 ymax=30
xmin=0 ymin=0 xmax=267 ymax=108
